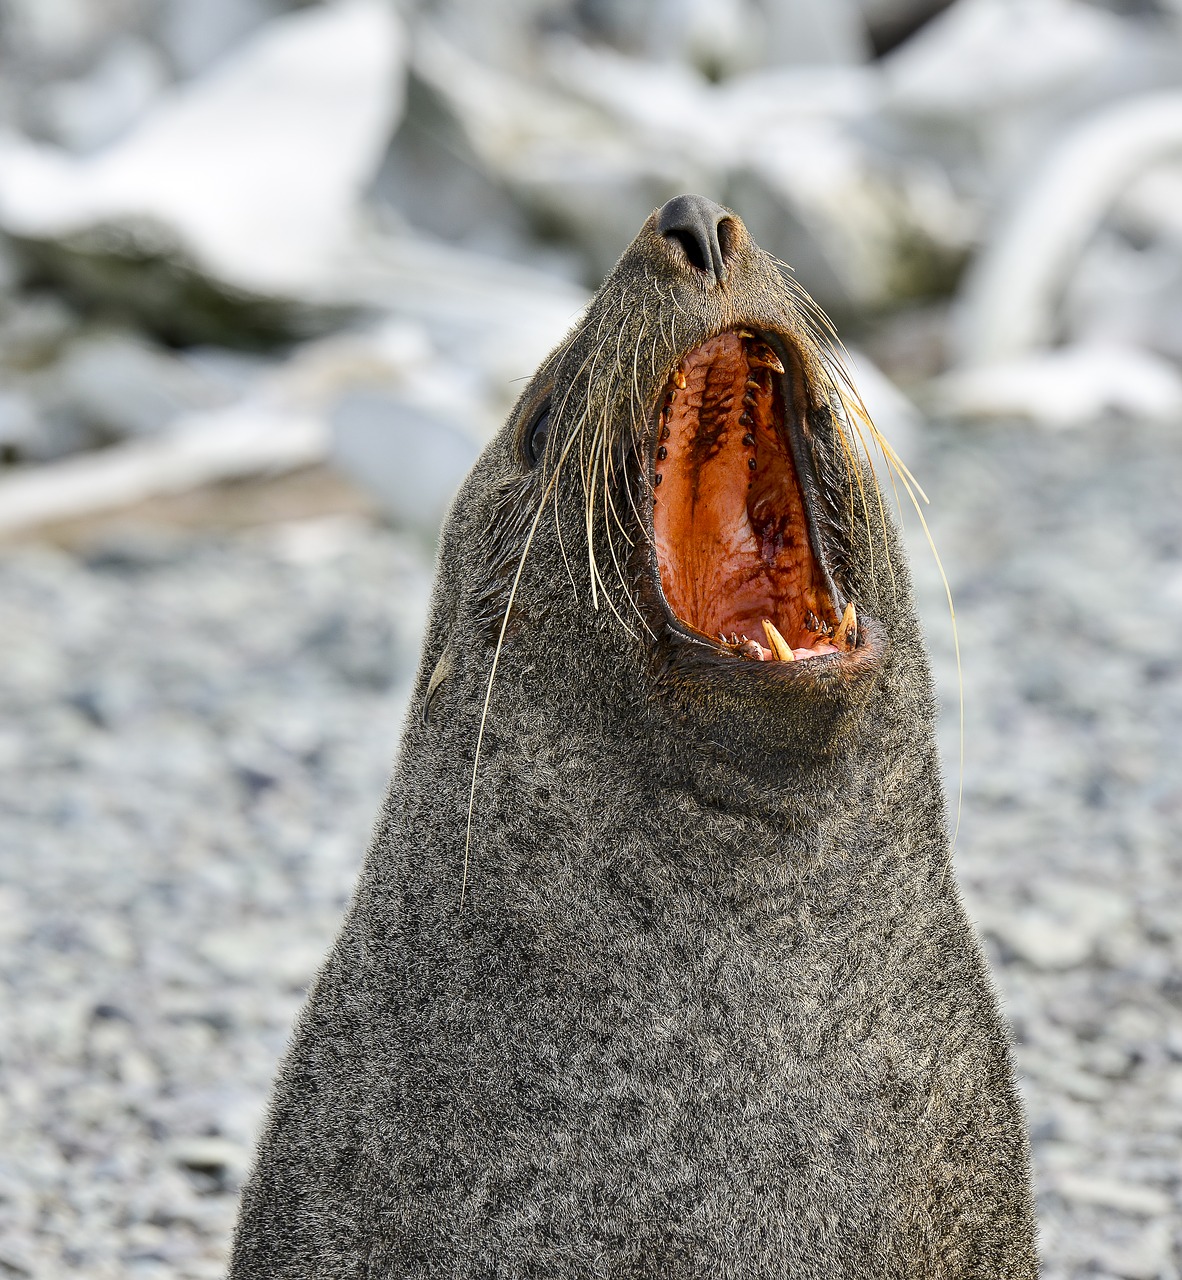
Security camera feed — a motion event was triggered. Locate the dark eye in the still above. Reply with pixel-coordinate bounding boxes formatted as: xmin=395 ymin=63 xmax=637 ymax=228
xmin=525 ymin=401 xmax=551 ymax=467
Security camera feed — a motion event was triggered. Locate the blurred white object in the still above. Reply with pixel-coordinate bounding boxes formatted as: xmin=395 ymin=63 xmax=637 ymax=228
xmin=331 ymin=392 xmax=481 ymax=535
xmin=1060 ymin=219 xmax=1182 ymax=363
xmin=0 ymin=391 xmax=38 ymax=456
xmin=927 ymin=342 xmax=1182 ymax=426
xmin=412 ymin=24 xmax=685 ymax=281
xmin=639 ymin=0 xmax=869 ymax=73
xmin=306 ymin=319 xmax=512 ymax=533
xmin=718 ymin=64 xmax=878 ymax=127
xmin=759 ymin=0 xmax=871 ymax=68
xmin=157 ymin=0 xmax=288 ymax=78
xmin=0 ymin=0 xmax=405 ymax=294
xmin=40 ymin=36 xmax=168 ymax=153
xmin=543 ymin=38 xmax=723 ymax=155
xmin=0 ymin=301 xmax=582 ymax=537
xmin=1 ymin=0 xmax=116 ymax=63
xmin=431 ymin=0 xmax=868 ymax=76
xmin=335 ymin=235 xmax=588 ymax=411
xmin=734 ymin=121 xmax=972 ymax=311
xmin=637 ymin=0 xmax=870 ymax=72
xmin=51 ymin=329 xmax=234 ymax=439
xmin=492 ymin=31 xmax=968 ymax=310
xmin=0 ymin=405 xmax=326 ymax=539
xmin=954 ymin=91 xmax=1182 ymax=366
xmin=882 ymin=0 xmax=1119 ymax=118
xmin=643 ymin=0 xmax=761 ymax=75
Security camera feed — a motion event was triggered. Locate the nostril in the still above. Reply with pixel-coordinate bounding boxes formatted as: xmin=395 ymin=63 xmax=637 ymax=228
xmin=667 ymin=228 xmax=709 ymax=274
xmin=656 ymin=194 xmax=736 ymax=285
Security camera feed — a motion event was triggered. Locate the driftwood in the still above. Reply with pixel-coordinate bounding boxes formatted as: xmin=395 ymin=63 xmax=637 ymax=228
xmin=0 ymin=407 xmax=326 ymax=539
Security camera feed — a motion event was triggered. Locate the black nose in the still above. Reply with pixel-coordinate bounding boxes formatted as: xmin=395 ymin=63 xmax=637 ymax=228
xmin=656 ymin=194 xmax=735 ymax=284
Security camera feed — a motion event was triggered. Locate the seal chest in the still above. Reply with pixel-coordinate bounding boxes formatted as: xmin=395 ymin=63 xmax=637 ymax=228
xmin=230 ymin=195 xmax=1039 ymax=1279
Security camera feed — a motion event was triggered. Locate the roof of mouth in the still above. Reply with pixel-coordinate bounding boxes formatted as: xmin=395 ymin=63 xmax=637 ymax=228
xmin=653 ymin=330 xmax=851 ymax=663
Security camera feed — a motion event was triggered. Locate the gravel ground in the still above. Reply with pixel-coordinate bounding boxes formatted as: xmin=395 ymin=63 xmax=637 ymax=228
xmin=917 ymin=417 xmax=1182 ymax=1280
xmin=0 ymin=515 xmax=432 ymax=1279
xmin=2 ymin=416 xmax=1181 ymax=1278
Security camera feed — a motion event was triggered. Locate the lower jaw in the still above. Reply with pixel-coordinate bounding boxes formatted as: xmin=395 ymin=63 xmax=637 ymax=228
xmin=642 ymin=613 xmax=881 ymax=781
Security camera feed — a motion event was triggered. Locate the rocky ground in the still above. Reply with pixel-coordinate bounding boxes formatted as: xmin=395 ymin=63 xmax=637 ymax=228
xmin=918 ymin=416 xmax=1182 ymax=1279
xmin=0 ymin=511 xmax=433 ymax=1279
xmin=1 ymin=415 xmax=1181 ymax=1278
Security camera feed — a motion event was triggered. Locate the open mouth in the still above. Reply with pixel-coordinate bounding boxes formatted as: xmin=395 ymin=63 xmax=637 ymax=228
xmin=652 ymin=330 xmax=856 ymax=663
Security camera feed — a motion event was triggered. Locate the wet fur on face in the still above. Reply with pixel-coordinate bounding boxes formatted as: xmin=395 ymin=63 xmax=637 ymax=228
xmin=230 ymin=202 xmax=1039 ymax=1278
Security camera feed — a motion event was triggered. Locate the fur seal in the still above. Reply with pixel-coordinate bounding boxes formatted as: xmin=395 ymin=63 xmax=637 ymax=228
xmin=230 ymin=195 xmax=1039 ymax=1278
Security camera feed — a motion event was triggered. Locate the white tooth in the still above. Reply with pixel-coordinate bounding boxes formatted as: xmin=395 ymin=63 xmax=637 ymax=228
xmin=762 ymin=618 xmax=794 ymax=662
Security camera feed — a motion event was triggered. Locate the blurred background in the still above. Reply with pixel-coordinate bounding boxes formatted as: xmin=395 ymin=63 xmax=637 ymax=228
xmin=1 ymin=0 xmax=1181 ymax=1275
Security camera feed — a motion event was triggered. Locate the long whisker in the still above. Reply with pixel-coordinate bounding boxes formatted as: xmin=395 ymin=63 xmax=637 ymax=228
xmin=598 ymin=415 xmax=652 ymax=638
xmin=582 ymin=285 xmax=636 ymax=617
xmin=460 ymin=426 xmax=583 ymax=910
xmin=799 ymin=297 xmax=964 ymax=846
xmin=573 ymin=311 xmax=620 ymax=614
xmin=549 ymin=324 xmax=615 ymax=605
xmin=768 ymin=252 xmax=962 ymax=838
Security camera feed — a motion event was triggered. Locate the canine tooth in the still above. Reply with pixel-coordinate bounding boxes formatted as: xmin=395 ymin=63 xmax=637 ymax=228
xmin=752 ymin=352 xmax=785 ymax=373
xmin=673 ymin=370 xmax=687 ymax=389
xmin=834 ymin=603 xmax=857 ymax=647
xmin=762 ymin=619 xmax=794 ymax=662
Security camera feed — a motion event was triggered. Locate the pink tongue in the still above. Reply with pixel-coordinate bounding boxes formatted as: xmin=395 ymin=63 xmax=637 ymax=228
xmin=746 ymin=639 xmax=840 ymax=662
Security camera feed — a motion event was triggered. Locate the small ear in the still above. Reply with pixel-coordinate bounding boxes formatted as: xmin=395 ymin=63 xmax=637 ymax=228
xmin=422 ymin=643 xmax=453 ymax=726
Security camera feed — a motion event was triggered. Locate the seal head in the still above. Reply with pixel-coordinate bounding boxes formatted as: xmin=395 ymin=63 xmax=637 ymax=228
xmin=429 ymin=193 xmax=918 ymax=807
xmin=230 ymin=196 xmax=1038 ymax=1279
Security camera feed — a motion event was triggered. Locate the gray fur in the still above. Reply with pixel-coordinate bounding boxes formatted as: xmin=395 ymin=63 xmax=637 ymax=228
xmin=230 ymin=207 xmax=1039 ymax=1278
